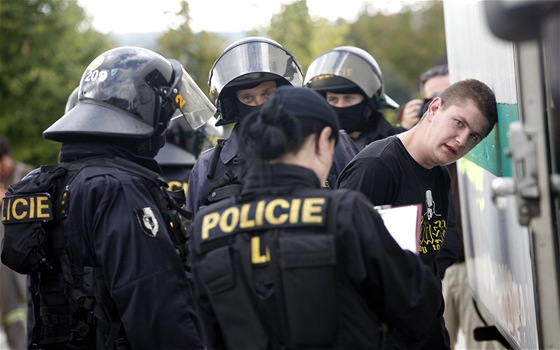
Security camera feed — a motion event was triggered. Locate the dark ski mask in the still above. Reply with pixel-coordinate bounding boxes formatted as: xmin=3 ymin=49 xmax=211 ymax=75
xmin=236 ymin=102 xmax=263 ymax=120
xmin=332 ymin=99 xmax=371 ymax=133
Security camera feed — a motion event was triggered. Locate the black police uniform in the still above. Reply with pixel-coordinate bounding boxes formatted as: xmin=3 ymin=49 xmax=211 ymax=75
xmin=156 ymin=143 xmax=195 ymax=197
xmin=27 ymin=143 xmax=203 ymax=349
xmin=185 ymin=127 xmax=358 ymax=215
xmin=190 ymin=163 xmax=443 ymax=349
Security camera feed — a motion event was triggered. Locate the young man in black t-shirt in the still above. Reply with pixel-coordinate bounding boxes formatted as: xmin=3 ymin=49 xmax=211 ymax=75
xmin=337 ymin=78 xmax=498 ymax=350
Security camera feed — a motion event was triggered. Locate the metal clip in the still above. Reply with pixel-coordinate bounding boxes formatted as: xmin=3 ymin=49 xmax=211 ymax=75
xmin=491 ymin=121 xmax=540 ymax=226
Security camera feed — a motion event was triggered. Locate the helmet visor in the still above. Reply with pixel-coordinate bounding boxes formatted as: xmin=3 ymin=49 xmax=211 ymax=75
xmin=208 ymin=40 xmax=303 ymax=103
xmin=170 ymin=63 xmax=216 ymax=129
xmin=304 ymin=50 xmax=382 ymax=98
xmin=383 ymin=94 xmax=400 ymax=109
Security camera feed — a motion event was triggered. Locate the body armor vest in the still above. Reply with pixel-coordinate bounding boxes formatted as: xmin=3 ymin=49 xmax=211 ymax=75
xmin=201 ymin=139 xmax=247 ymax=206
xmin=192 ymin=188 xmax=382 ymax=349
xmin=2 ymin=157 xmax=191 ymax=349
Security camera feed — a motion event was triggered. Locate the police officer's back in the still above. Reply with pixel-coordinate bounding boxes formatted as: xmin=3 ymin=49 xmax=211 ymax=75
xmin=189 ymin=86 xmax=443 ymax=349
xmin=2 ymin=47 xmax=215 ymax=349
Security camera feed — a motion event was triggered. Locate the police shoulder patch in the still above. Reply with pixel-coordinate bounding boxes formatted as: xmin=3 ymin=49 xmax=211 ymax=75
xmin=134 ymin=207 xmax=160 ymax=237
xmin=1 ymin=193 xmax=54 ymax=224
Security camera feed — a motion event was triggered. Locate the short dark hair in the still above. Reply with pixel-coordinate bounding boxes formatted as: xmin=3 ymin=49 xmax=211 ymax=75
xmin=420 ymin=65 xmax=449 ymax=87
xmin=438 ymin=79 xmax=498 ymax=136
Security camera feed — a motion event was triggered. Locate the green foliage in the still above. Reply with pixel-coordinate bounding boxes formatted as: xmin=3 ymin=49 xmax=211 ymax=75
xmin=306 ymin=18 xmax=351 ymax=68
xmin=0 ymin=0 xmax=114 ymax=166
xmin=348 ymin=1 xmax=446 ymax=104
xmin=244 ymin=0 xmax=445 ymax=107
xmin=265 ymin=0 xmax=315 ymax=69
xmin=157 ymin=0 xmax=228 ymax=95
xmin=1 ymin=0 xmax=447 ymax=167
xmin=249 ymin=0 xmax=350 ymax=72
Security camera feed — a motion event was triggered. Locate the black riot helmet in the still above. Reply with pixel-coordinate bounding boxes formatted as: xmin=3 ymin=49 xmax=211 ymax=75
xmin=304 ymin=46 xmax=399 ymax=111
xmin=208 ymin=37 xmax=304 ymax=125
xmin=65 ymin=86 xmax=80 ymax=113
xmin=44 ymin=46 xmax=215 ymax=143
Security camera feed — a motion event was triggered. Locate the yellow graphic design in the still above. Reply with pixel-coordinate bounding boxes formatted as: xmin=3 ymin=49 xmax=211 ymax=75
xmin=458 ymin=158 xmax=487 ymax=213
xmin=419 ymin=189 xmax=446 ymax=254
xmin=419 ymin=216 xmax=446 ymax=254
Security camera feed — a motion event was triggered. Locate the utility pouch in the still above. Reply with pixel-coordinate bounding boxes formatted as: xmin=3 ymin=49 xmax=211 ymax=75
xmin=205 ymin=183 xmax=241 ymax=204
xmin=278 ymin=234 xmax=338 ymax=346
xmin=1 ymin=166 xmax=68 ymax=274
xmin=198 ymin=244 xmax=269 ymax=350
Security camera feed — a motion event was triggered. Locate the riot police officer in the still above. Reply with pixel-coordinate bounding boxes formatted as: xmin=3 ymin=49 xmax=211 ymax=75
xmin=305 ymin=46 xmax=405 ymax=150
xmin=63 ymin=86 xmax=222 ymax=199
xmin=189 ymin=86 xmax=443 ymax=349
xmin=185 ymin=37 xmax=358 ymax=215
xmin=18 ymin=46 xmax=214 ymax=349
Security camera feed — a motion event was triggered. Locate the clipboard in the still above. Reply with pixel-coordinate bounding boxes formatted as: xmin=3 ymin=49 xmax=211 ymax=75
xmin=374 ymin=204 xmax=422 ymax=254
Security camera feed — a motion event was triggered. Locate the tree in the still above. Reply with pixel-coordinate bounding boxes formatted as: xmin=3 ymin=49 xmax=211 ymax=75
xmin=157 ymin=0 xmax=228 ymax=95
xmin=0 ymin=0 xmax=114 ymax=165
xmin=249 ymin=0 xmax=350 ymax=72
xmin=348 ymin=1 xmax=446 ymax=104
xmin=243 ymin=0 xmax=445 ymax=123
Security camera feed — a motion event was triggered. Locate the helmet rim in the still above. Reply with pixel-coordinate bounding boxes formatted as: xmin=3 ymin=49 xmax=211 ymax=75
xmin=43 ymin=100 xmax=154 ymax=142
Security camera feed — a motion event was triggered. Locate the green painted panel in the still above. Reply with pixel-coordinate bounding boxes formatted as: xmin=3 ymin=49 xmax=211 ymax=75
xmin=464 ymin=103 xmax=518 ymax=177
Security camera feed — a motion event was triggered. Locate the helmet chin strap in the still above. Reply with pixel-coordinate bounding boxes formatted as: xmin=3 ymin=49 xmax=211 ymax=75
xmin=215 ymin=97 xmax=238 ymax=126
xmin=139 ymin=93 xmax=171 ymax=159
xmin=153 ymin=94 xmax=172 ymax=137
xmin=155 ymin=59 xmax=185 ymax=136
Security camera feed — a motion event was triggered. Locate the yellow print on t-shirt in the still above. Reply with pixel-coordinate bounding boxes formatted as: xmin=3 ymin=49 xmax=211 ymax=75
xmin=418 ymin=189 xmax=446 ymax=254
xmin=419 ymin=217 xmax=446 ymax=254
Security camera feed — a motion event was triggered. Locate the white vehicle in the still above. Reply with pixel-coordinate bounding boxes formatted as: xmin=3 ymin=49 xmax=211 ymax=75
xmin=443 ymin=1 xmax=559 ymax=349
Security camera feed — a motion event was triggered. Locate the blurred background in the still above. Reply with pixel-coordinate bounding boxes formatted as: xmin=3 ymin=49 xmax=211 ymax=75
xmin=0 ymin=0 xmax=446 ymax=168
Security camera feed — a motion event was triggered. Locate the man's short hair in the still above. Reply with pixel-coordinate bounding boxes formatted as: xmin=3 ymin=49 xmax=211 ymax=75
xmin=420 ymin=65 xmax=449 ymax=87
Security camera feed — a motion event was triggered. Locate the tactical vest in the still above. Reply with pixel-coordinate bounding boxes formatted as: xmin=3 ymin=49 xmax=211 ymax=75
xmin=201 ymin=139 xmax=247 ymax=206
xmin=192 ymin=188 xmax=379 ymax=349
xmin=1 ymin=157 xmax=191 ymax=349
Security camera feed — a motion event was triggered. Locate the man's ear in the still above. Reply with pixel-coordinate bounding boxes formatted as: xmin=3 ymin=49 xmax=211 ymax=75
xmin=316 ymin=126 xmax=334 ymax=154
xmin=426 ymin=97 xmax=442 ymax=121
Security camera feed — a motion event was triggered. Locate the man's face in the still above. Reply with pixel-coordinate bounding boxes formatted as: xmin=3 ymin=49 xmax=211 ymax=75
xmin=425 ymin=97 xmax=490 ymax=166
xmin=236 ymin=80 xmax=277 ymax=106
xmin=423 ymin=74 xmax=450 ymax=99
xmin=325 ymin=92 xmax=365 ymax=108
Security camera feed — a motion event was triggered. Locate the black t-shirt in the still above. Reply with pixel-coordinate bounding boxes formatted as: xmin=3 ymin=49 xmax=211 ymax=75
xmin=338 ymin=136 xmax=452 ymax=349
xmin=337 ymin=135 xmax=450 ymax=268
